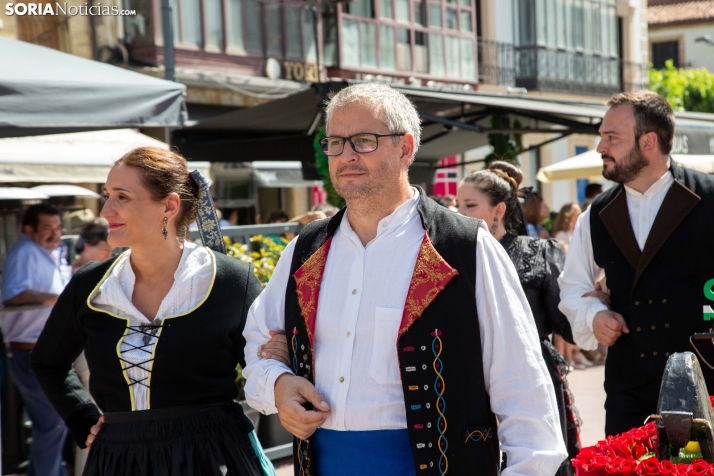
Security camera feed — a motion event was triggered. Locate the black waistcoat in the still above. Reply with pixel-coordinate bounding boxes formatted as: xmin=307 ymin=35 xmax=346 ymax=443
xmin=284 ymin=190 xmax=500 ymax=476
xmin=590 ymin=164 xmax=714 ymax=396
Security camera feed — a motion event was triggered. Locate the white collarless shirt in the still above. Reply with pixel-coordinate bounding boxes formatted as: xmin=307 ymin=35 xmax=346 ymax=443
xmin=90 ymin=242 xmax=214 ymax=410
xmin=558 ymin=171 xmax=674 ymax=350
xmin=243 ymin=189 xmax=567 ymax=475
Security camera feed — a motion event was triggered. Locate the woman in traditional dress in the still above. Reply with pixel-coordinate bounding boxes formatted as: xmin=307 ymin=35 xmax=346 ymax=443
xmin=31 ymin=147 xmax=274 ymax=476
xmin=456 ymin=162 xmax=581 ymax=476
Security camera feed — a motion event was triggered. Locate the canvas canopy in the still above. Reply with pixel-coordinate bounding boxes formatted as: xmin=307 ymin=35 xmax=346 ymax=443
xmin=536 ymin=148 xmax=714 ymax=182
xmin=0 ymin=37 xmax=185 ymax=138
xmin=0 ymin=129 xmax=209 ymax=183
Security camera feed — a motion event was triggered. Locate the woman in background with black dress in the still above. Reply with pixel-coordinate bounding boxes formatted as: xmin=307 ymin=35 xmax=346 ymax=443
xmin=456 ymin=162 xmax=580 ymax=476
xmin=31 ymin=147 xmax=274 ymax=476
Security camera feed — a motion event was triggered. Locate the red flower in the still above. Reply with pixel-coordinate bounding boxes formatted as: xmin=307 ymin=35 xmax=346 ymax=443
xmin=605 ymin=457 xmax=638 ymax=476
xmin=611 ymin=440 xmax=633 ymax=458
xmin=574 ymin=455 xmax=610 ymax=476
xmin=685 ymin=459 xmax=710 ymax=476
xmin=632 ymin=443 xmax=647 ymax=460
xmin=659 ymin=460 xmax=679 ymax=476
xmin=638 ymin=457 xmax=663 ymax=475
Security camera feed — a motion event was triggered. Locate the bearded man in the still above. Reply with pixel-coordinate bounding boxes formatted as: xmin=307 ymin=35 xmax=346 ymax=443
xmin=559 ymin=90 xmax=714 ymax=436
xmin=243 ymin=83 xmax=566 ymax=475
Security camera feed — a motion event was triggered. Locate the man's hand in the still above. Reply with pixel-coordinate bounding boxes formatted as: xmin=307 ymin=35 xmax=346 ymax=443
xmin=274 ymin=373 xmax=330 ymax=440
xmin=259 ymin=330 xmax=289 ymax=366
xmin=592 ymin=310 xmax=629 ymax=347
xmin=85 ymin=415 xmax=104 ymax=449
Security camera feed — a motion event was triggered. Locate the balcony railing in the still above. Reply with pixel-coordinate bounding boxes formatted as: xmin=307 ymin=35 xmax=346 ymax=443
xmin=477 ymin=38 xmax=648 ymax=96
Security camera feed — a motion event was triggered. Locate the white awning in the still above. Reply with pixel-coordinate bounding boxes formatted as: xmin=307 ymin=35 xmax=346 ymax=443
xmin=537 ymin=149 xmax=714 ymax=183
xmin=0 ymin=129 xmax=211 ymax=183
xmin=32 ymin=184 xmax=101 ymax=198
xmin=0 ymin=188 xmax=49 ymax=200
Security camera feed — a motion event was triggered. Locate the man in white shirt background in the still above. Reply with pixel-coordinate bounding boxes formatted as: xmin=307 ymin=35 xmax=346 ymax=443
xmin=559 ymin=90 xmax=714 ymax=436
xmin=243 ymin=83 xmax=566 ymax=476
xmin=2 ymin=204 xmax=71 ymax=476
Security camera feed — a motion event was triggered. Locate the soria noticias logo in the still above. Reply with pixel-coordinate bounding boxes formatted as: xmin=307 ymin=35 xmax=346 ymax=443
xmin=5 ymin=3 xmax=137 ymax=16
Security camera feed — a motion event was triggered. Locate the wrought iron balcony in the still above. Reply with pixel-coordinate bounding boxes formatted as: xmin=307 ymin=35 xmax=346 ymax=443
xmin=477 ymin=38 xmax=648 ymax=96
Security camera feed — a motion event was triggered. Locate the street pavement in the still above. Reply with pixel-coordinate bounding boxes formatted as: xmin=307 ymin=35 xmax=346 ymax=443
xmin=568 ymin=364 xmax=606 ymax=448
xmin=271 ymin=364 xmax=607 ymax=474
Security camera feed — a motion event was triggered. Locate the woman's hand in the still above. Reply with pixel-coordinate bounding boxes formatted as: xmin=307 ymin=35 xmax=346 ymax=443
xmin=258 ymin=330 xmax=290 ymax=366
xmin=582 ymin=280 xmax=610 ymax=307
xmin=85 ymin=415 xmax=104 ymax=449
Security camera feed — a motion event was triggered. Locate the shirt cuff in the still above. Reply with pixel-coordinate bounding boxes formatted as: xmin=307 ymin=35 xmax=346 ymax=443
xmin=585 ymin=299 xmax=610 ymax=332
xmin=247 ymin=366 xmax=293 ymax=415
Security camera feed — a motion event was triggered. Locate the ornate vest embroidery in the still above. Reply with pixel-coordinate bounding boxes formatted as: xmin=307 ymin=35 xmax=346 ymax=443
xmin=286 ymin=199 xmax=499 ymax=475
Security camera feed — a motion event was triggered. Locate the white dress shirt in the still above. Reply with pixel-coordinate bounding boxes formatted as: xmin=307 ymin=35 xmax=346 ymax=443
xmin=90 ymin=242 xmax=214 ymax=410
xmin=558 ymin=171 xmax=674 ymax=350
xmin=243 ymin=189 xmax=567 ymax=475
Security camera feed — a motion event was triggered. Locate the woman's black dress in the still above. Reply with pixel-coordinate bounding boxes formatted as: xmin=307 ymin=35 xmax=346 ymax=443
xmin=30 ymin=252 xmax=267 ymax=476
xmin=500 ymin=232 xmax=581 ymax=476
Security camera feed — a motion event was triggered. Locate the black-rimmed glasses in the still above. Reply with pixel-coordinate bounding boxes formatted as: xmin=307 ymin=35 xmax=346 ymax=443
xmin=319 ymin=133 xmax=405 ymax=156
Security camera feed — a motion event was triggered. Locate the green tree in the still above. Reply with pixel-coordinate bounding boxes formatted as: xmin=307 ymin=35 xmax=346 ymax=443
xmin=313 ymin=128 xmax=346 ymax=208
xmin=649 ymin=60 xmax=714 ymax=113
xmin=485 ymin=114 xmax=523 ymax=166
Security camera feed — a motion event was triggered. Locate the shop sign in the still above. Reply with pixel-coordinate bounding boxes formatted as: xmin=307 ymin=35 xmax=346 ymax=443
xmin=672 ymin=131 xmax=714 ymax=155
xmin=283 ymin=61 xmax=320 ymax=83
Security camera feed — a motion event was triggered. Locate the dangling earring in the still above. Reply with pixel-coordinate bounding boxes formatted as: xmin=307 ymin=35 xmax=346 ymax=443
xmin=162 ymin=217 xmax=168 ymax=240
xmin=490 ymin=217 xmax=499 ymax=235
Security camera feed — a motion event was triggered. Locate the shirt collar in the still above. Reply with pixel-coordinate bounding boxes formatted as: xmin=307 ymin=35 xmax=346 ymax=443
xmin=19 ymin=234 xmax=62 ymax=264
xmin=624 ymin=170 xmax=673 ymax=200
xmin=340 ymin=188 xmax=421 ymax=245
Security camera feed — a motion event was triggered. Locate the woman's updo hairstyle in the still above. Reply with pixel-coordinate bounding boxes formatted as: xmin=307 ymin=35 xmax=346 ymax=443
xmin=461 ymin=161 xmax=523 ymax=233
xmin=114 ymin=147 xmax=200 ymax=238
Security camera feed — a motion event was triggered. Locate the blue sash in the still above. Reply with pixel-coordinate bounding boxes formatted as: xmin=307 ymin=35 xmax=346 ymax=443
xmin=312 ymin=428 xmax=416 ymax=476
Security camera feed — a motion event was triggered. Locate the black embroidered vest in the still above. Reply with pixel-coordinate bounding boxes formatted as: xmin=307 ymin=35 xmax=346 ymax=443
xmin=590 ymin=164 xmax=714 ymax=397
xmin=284 ymin=190 xmax=500 ymax=476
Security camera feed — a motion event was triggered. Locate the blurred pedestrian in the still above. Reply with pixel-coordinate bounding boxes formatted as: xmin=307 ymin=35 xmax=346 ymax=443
xmin=457 ymin=163 xmax=581 ymax=476
xmin=31 ymin=147 xmax=274 ymax=476
xmin=580 ymin=183 xmax=603 ymax=211
xmin=552 ymin=203 xmax=581 ymax=251
xmin=551 ymin=204 xmax=594 ymax=370
xmin=427 ymin=195 xmax=450 ymax=207
xmin=72 ymin=218 xmax=114 ymax=273
xmin=311 ymin=203 xmax=339 ymax=217
xmin=2 ymin=203 xmax=71 ymax=476
xmin=264 ymin=209 xmax=289 ymax=224
xmin=524 ymin=192 xmax=551 ymax=239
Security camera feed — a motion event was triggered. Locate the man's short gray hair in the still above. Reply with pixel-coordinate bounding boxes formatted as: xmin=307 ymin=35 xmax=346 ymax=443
xmin=324 ymin=83 xmax=422 ymax=162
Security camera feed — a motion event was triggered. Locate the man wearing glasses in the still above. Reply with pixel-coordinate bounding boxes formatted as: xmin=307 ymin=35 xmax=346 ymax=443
xmin=242 ymin=83 xmax=566 ymax=475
